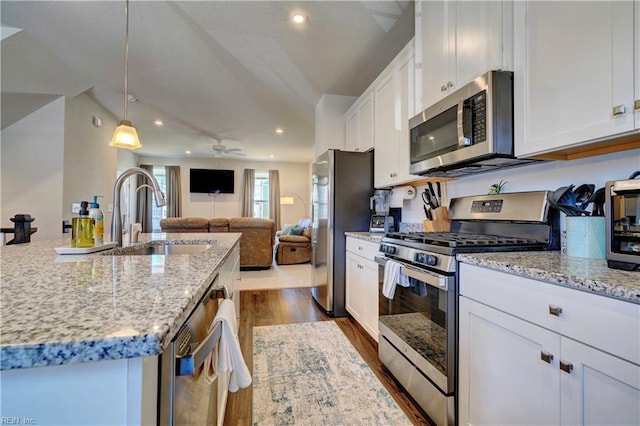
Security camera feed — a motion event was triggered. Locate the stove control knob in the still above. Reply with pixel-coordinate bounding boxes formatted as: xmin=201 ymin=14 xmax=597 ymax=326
xmin=380 ymin=245 xmax=395 ymax=255
xmin=415 ymin=253 xmax=437 ymax=266
xmin=424 ymin=255 xmax=437 ymax=266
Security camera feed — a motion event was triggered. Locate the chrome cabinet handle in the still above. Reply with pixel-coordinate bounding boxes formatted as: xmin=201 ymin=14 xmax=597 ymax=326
xmin=559 ymin=360 xmax=573 ymax=374
xmin=548 ymin=305 xmax=563 ymax=316
xmin=612 ymin=104 xmax=627 ymax=116
xmin=540 ymin=351 xmax=554 ymax=364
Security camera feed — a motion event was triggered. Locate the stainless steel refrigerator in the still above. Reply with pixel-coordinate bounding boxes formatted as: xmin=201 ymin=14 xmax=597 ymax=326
xmin=311 ymin=149 xmax=374 ymax=317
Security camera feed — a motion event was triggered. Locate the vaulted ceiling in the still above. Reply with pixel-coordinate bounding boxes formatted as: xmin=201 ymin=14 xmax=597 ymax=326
xmin=1 ymin=1 xmax=414 ymax=162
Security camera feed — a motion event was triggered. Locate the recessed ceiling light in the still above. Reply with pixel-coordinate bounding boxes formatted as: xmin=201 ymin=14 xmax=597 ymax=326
xmin=154 ymin=119 xmax=163 ymax=126
xmin=270 ymin=155 xmax=275 ymax=158
xmin=291 ymin=12 xmax=307 ymax=24
xmin=185 ymin=150 xmax=191 ymax=154
xmin=276 ymin=128 xmax=284 ymax=134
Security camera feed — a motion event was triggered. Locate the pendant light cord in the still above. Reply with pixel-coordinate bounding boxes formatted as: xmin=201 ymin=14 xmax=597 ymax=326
xmin=124 ymin=0 xmax=130 ymax=121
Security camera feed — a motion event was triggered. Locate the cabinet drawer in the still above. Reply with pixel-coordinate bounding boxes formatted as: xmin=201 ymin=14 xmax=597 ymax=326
xmin=346 ymin=237 xmax=381 ymax=261
xmin=459 ymin=263 xmax=640 ymax=365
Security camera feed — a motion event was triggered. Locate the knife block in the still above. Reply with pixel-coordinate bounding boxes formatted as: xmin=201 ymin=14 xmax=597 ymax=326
xmin=423 ymin=207 xmax=451 ymax=232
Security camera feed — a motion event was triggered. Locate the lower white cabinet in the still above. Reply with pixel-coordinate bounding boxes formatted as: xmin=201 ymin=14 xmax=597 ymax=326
xmin=345 ymin=237 xmax=380 ymax=341
xmin=459 ymin=263 xmax=640 ymax=426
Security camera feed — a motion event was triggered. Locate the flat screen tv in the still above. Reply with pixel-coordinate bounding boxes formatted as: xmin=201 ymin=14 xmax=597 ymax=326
xmin=189 ymin=168 xmax=235 ymax=194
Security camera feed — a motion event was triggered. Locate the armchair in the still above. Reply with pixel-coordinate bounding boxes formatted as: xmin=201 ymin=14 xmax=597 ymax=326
xmin=275 ymin=218 xmax=312 ymax=265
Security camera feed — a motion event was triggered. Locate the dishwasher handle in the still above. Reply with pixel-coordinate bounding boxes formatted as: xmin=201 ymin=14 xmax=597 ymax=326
xmin=176 ymin=321 xmax=222 ymax=376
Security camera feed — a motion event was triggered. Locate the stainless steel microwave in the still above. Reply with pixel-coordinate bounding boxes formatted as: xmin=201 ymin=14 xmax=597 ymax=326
xmin=605 ymin=178 xmax=640 ymax=271
xmin=409 ymin=70 xmax=539 ymax=177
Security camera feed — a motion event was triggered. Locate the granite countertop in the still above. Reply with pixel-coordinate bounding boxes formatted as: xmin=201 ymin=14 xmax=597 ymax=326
xmin=457 ymin=252 xmax=640 ymax=305
xmin=345 ymin=231 xmax=384 ymax=243
xmin=0 ymin=232 xmax=240 ymax=370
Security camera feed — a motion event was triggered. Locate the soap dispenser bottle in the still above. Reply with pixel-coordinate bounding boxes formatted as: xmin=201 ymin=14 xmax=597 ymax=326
xmin=88 ymin=195 xmax=104 ymax=245
xmin=72 ymin=201 xmax=95 ymax=248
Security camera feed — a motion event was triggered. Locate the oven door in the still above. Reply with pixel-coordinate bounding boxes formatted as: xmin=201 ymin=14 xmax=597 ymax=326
xmin=376 ymin=256 xmax=456 ymax=394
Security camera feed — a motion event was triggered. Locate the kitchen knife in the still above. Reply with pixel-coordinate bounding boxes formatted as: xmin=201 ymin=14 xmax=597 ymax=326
xmin=427 ymin=182 xmax=439 ymax=208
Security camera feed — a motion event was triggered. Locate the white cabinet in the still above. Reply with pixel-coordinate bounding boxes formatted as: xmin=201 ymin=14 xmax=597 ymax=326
xmin=458 ymin=263 xmax=640 ymax=426
xmin=514 ymin=1 xmax=639 ymax=157
xmin=345 ymin=91 xmax=374 ymax=152
xmin=345 ymin=237 xmax=380 ymax=341
xmin=374 ymin=41 xmax=421 ymax=188
xmin=315 ymin=94 xmax=356 ymax=159
xmin=416 ymin=0 xmax=512 ymax=110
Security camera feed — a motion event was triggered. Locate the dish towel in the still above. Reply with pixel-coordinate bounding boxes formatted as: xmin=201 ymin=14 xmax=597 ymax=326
xmin=208 ymin=298 xmax=252 ymax=392
xmin=382 ymin=259 xmax=410 ymax=299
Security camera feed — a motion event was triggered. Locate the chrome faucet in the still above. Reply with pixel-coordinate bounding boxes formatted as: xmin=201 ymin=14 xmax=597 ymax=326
xmin=111 ymin=167 xmax=166 ymax=246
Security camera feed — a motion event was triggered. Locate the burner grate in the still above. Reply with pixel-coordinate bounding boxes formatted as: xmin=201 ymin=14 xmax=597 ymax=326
xmin=385 ymin=232 xmax=542 ymax=248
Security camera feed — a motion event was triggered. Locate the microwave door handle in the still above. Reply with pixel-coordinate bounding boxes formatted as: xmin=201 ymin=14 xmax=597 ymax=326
xmin=457 ymin=99 xmax=473 ymax=147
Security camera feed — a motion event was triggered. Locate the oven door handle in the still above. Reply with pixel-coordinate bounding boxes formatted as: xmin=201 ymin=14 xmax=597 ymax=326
xmin=375 ymin=256 xmax=449 ymax=291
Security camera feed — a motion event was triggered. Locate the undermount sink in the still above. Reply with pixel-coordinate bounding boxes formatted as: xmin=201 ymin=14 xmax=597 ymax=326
xmin=105 ymin=243 xmax=212 ymax=256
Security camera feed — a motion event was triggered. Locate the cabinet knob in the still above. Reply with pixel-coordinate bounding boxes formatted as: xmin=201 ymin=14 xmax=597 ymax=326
xmin=634 ymin=100 xmax=640 ymax=111
xmin=612 ymin=104 xmax=627 ymax=117
xmin=447 ymin=81 xmax=454 ymax=88
xmin=540 ymin=351 xmax=554 ymax=364
xmin=559 ymin=360 xmax=573 ymax=374
xmin=441 ymin=85 xmax=447 ymax=92
xmin=389 ymin=173 xmax=393 ymax=178
xmin=548 ymin=305 xmax=563 ymax=317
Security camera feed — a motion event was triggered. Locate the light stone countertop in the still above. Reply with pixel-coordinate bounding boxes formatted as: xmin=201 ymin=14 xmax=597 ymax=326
xmin=457 ymin=252 xmax=640 ymax=305
xmin=345 ymin=232 xmax=384 ymax=243
xmin=0 ymin=232 xmax=240 ymax=370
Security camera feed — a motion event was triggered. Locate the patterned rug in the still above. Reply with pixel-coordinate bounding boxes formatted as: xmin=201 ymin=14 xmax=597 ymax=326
xmin=252 ymin=321 xmax=410 ymax=425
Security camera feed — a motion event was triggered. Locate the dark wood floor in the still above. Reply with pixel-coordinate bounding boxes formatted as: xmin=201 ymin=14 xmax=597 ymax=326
xmin=224 ymin=288 xmax=434 ymax=426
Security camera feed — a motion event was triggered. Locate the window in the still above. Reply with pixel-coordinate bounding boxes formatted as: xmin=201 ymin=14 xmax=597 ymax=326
xmin=151 ymin=166 xmax=167 ymax=231
xmin=253 ymin=171 xmax=270 ymax=218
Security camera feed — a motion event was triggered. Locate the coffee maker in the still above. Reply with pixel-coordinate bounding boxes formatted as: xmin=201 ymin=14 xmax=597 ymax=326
xmin=369 ymin=189 xmax=395 ymax=233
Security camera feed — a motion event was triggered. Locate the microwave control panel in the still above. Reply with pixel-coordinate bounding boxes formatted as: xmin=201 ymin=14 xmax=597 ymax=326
xmin=471 ymin=90 xmax=487 ymax=143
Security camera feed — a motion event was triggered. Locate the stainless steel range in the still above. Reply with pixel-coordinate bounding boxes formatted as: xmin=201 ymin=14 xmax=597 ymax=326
xmin=375 ymin=191 xmax=559 ymax=426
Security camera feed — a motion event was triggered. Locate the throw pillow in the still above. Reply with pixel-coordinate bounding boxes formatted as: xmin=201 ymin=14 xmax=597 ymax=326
xmin=281 ymin=224 xmax=295 ymax=235
xmin=290 ymin=226 xmax=304 ymax=236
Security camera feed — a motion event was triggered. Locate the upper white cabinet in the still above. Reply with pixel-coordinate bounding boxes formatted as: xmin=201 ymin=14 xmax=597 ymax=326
xmin=514 ymin=1 xmax=639 ymax=158
xmin=374 ymin=41 xmax=421 ymax=188
xmin=345 ymin=91 xmax=374 ymax=152
xmin=416 ymin=0 xmax=513 ymax=110
xmin=315 ymin=94 xmax=356 ymax=159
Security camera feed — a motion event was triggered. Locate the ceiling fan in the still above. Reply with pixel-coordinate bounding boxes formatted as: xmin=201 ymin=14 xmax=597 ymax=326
xmin=211 ymin=139 xmax=245 ymax=157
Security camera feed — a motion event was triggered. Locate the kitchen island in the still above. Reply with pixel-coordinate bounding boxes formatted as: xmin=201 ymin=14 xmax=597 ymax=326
xmin=0 ymin=232 xmax=241 ymax=425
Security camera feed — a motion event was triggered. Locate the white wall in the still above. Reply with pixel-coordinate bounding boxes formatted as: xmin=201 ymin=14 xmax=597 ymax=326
xmin=63 ymin=93 xmax=119 ymax=227
xmin=1 ymin=93 xmax=121 ymax=242
xmin=1 ymin=97 xmax=66 ymax=240
xmin=138 ymin=155 xmax=311 ymax=227
xmin=398 ymin=149 xmax=640 ymax=224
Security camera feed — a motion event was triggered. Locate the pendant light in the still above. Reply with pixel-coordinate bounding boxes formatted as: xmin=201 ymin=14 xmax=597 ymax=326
xmin=110 ymin=0 xmax=141 ymax=149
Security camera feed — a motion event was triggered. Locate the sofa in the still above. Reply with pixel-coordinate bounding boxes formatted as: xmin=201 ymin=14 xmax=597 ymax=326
xmin=159 ymin=217 xmax=276 ymax=270
xmin=275 ymin=218 xmax=312 ymax=265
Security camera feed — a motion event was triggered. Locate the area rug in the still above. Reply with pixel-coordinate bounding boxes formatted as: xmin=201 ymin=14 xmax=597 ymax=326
xmin=252 ymin=321 xmax=410 ymax=425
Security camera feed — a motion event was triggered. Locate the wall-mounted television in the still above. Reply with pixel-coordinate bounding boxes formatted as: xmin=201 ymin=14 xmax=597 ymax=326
xmin=189 ymin=168 xmax=235 ymax=194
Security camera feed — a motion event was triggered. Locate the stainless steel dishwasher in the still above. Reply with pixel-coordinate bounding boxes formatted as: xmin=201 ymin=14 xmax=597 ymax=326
xmin=158 ymin=274 xmax=227 ymax=425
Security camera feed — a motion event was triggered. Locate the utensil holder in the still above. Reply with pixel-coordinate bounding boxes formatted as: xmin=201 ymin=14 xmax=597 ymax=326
xmin=424 ymin=207 xmax=451 ymax=232
xmin=566 ymin=216 xmax=605 ymax=259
